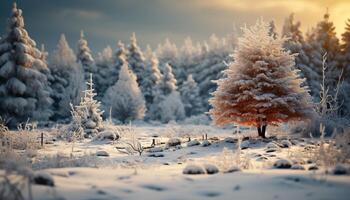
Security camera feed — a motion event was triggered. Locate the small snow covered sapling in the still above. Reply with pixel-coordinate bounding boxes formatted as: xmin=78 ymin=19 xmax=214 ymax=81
xmin=70 ymin=74 xmax=104 ymax=137
xmin=210 ymin=19 xmax=314 ymax=138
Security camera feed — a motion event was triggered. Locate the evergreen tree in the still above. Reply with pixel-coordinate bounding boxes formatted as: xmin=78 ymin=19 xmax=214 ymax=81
xmin=156 ymin=38 xmax=178 ymax=68
xmin=158 ymin=91 xmax=185 ymax=123
xmin=112 ymin=40 xmax=128 ymax=78
xmin=73 ymin=74 xmax=104 ymax=137
xmin=103 ymin=56 xmax=146 ymax=123
xmin=94 ymin=45 xmax=116 ymax=100
xmin=77 ymin=30 xmax=95 ymax=81
xmin=158 ymin=63 xmax=177 ymax=96
xmin=282 ymin=13 xmax=315 ymax=92
xmin=149 ymin=63 xmax=185 ymax=122
xmin=144 ymin=44 xmax=154 ymax=61
xmin=127 ymin=33 xmax=146 ymax=87
xmin=339 ymin=19 xmax=350 ymax=116
xmin=188 ymin=34 xmax=233 ymax=111
xmin=180 ymin=74 xmax=203 ymax=117
xmin=49 ymin=34 xmax=85 ymax=120
xmin=268 ymin=20 xmax=278 ymax=39
xmin=142 ymin=53 xmax=162 ymax=109
xmin=210 ymin=19 xmax=314 ymax=138
xmin=306 ymin=11 xmax=341 ymax=99
xmin=0 ymin=3 xmax=53 ymax=127
xmin=341 ymin=19 xmax=350 ymax=81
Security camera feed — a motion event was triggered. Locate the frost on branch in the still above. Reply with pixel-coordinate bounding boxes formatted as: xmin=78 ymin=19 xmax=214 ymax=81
xmin=77 ymin=30 xmax=95 ymax=81
xmin=209 ymin=19 xmax=314 ymax=138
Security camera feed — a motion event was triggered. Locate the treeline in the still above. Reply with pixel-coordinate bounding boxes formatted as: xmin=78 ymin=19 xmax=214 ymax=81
xmin=0 ymin=4 xmax=349 ymax=127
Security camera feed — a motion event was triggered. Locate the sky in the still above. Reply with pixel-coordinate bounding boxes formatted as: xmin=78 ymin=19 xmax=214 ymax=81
xmin=0 ymin=0 xmax=349 ymax=53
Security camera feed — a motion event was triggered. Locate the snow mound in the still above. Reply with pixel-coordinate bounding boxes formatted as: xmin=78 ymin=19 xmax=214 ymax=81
xmin=332 ymin=164 xmax=349 ymax=175
xmin=266 ymin=142 xmax=280 ymax=149
xmin=273 ymin=159 xmax=292 ymax=169
xmin=201 ymin=140 xmax=211 ymax=147
xmin=96 ymin=150 xmax=109 ymax=157
xmin=224 ymin=166 xmax=241 ymax=173
xmin=167 ymin=138 xmax=181 ymax=147
xmin=187 ymin=139 xmax=200 ymax=147
xmin=224 ymin=137 xmax=236 ymax=143
xmin=148 ymin=153 xmax=165 ymax=157
xmin=183 ymin=164 xmax=206 ymax=175
xmin=32 ymin=172 xmax=54 ymax=187
xmin=241 ymin=140 xmax=249 ymax=149
xmin=97 ymin=130 xmax=119 ymax=141
xmin=203 ymin=164 xmax=219 ymax=174
xmin=85 ymin=120 xmax=97 ymax=129
xmin=291 ymin=164 xmax=305 ymax=170
xmin=148 ymin=147 xmax=163 ymax=153
xmin=280 ymin=140 xmax=292 ymax=148
xmin=308 ymin=164 xmax=319 ymax=170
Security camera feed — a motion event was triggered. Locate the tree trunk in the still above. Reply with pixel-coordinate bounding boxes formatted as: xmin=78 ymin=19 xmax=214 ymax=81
xmin=257 ymin=126 xmax=262 ymax=137
xmin=261 ymin=125 xmax=267 ymax=138
xmin=257 ymin=125 xmax=267 ymax=138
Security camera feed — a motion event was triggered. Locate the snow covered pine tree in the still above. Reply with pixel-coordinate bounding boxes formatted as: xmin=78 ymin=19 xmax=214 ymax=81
xmin=127 ymin=33 xmax=146 ymax=89
xmin=103 ymin=55 xmax=146 ymax=123
xmin=77 ymin=30 xmax=95 ymax=81
xmin=72 ymin=74 xmax=104 ymax=137
xmin=142 ymin=52 xmax=162 ymax=112
xmin=0 ymin=3 xmax=53 ymax=127
xmin=49 ymin=34 xmax=85 ymax=120
xmin=94 ymin=45 xmax=116 ymax=100
xmin=180 ymin=74 xmax=203 ymax=117
xmin=209 ymin=19 xmax=314 ymax=138
xmin=150 ymin=63 xmax=185 ymax=122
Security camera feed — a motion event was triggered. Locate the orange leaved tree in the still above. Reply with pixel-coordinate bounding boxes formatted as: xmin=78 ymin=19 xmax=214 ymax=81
xmin=209 ymin=19 xmax=314 ymax=138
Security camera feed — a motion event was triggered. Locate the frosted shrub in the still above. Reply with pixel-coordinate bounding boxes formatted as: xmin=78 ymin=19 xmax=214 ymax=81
xmin=310 ymin=124 xmax=350 ymax=170
xmin=0 ymin=120 xmax=40 ymax=151
xmin=214 ymin=140 xmax=252 ymax=172
xmin=32 ymin=153 xmax=103 ymax=170
xmin=116 ymin=124 xmax=144 ymax=156
xmin=0 ymin=134 xmax=33 ymax=200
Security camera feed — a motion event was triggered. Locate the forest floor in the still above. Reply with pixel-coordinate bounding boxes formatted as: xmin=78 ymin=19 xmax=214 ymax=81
xmin=1 ymin=124 xmax=350 ymax=200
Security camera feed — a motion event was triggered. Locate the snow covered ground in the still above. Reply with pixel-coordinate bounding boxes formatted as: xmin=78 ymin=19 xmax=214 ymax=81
xmin=1 ymin=124 xmax=350 ymax=200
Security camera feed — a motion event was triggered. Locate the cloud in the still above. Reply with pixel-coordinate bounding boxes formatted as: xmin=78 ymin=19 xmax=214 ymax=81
xmin=60 ymin=8 xmax=105 ymax=20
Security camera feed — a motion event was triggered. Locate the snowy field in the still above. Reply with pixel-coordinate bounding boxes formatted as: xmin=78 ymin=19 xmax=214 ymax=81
xmin=1 ymin=124 xmax=349 ymax=200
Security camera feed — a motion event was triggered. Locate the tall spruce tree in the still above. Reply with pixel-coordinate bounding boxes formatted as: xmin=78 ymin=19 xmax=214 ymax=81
xmin=306 ymin=11 xmax=341 ymax=100
xmin=0 ymin=3 xmax=53 ymax=127
xmin=103 ymin=56 xmax=146 ymax=123
xmin=94 ymin=45 xmax=116 ymax=100
xmin=142 ymin=53 xmax=162 ymax=109
xmin=282 ymin=13 xmax=315 ymax=92
xmin=77 ymin=30 xmax=95 ymax=81
xmin=127 ymin=33 xmax=146 ymax=87
xmin=150 ymin=63 xmax=184 ymax=122
xmin=341 ymin=19 xmax=350 ymax=81
xmin=180 ymin=74 xmax=203 ymax=117
xmin=49 ymin=34 xmax=85 ymax=120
